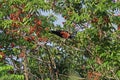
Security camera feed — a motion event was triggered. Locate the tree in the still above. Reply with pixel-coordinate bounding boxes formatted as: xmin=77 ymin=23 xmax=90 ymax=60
xmin=0 ymin=0 xmax=120 ymax=80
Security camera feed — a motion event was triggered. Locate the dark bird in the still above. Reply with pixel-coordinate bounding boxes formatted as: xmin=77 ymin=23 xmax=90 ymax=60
xmin=50 ymin=23 xmax=82 ymax=39
xmin=50 ymin=30 xmax=73 ymax=39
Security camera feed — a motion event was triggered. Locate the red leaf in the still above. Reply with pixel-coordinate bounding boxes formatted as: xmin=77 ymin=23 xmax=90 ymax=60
xmin=118 ymin=24 xmax=120 ymax=30
xmin=0 ymin=52 xmax=5 ymax=59
xmin=19 ymin=52 xmax=25 ymax=58
xmin=11 ymin=42 xmax=15 ymax=48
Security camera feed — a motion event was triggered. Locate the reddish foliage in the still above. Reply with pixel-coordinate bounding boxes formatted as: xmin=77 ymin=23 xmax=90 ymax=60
xmin=9 ymin=5 xmax=24 ymax=22
xmin=30 ymin=36 xmax=35 ymax=41
xmin=103 ymin=16 xmax=110 ymax=23
xmin=0 ymin=52 xmax=5 ymax=59
xmin=11 ymin=23 xmax=20 ymax=28
xmin=19 ymin=52 xmax=25 ymax=58
xmin=0 ymin=45 xmax=3 ymax=48
xmin=91 ymin=17 xmax=98 ymax=23
xmin=21 ymin=4 xmax=25 ymax=8
xmin=93 ymin=72 xmax=101 ymax=80
xmin=38 ymin=37 xmax=48 ymax=42
xmin=30 ymin=26 xmax=35 ymax=34
xmin=11 ymin=30 xmax=17 ymax=33
xmin=87 ymin=71 xmax=93 ymax=79
xmin=96 ymin=57 xmax=102 ymax=65
xmin=87 ymin=71 xmax=102 ymax=80
xmin=118 ymin=24 xmax=120 ymax=30
xmin=24 ymin=37 xmax=31 ymax=42
xmin=10 ymin=12 xmax=19 ymax=21
xmin=93 ymin=72 xmax=102 ymax=77
xmin=16 ymin=9 xmax=22 ymax=17
xmin=37 ymin=20 xmax=42 ymax=25
xmin=20 ymin=17 xmax=23 ymax=22
xmin=64 ymin=16 xmax=67 ymax=19
xmin=94 ymin=76 xmax=99 ymax=80
xmin=34 ymin=18 xmax=42 ymax=26
xmin=34 ymin=18 xmax=38 ymax=23
xmin=36 ymin=32 xmax=39 ymax=36
xmin=24 ymin=36 xmax=35 ymax=42
xmin=11 ymin=42 xmax=15 ymax=48
xmin=45 ymin=27 xmax=49 ymax=31
xmin=37 ymin=27 xmax=43 ymax=31
xmin=10 ymin=13 xmax=15 ymax=19
xmin=26 ymin=14 xmax=32 ymax=18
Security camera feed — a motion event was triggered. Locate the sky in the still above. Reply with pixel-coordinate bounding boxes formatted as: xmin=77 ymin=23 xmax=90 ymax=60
xmin=40 ymin=9 xmax=65 ymax=27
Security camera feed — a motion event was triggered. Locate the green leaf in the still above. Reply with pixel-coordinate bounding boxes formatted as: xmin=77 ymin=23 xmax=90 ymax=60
xmin=116 ymin=70 xmax=120 ymax=77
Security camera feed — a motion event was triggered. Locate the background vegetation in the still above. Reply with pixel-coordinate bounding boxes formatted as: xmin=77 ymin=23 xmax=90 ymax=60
xmin=0 ymin=0 xmax=120 ymax=80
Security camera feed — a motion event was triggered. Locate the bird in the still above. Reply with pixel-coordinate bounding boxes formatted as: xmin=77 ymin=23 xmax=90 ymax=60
xmin=50 ymin=23 xmax=82 ymax=39
xmin=50 ymin=30 xmax=73 ymax=39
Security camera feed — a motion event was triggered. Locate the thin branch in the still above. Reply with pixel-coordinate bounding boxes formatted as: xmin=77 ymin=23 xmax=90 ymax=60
xmin=45 ymin=45 xmax=55 ymax=80
xmin=45 ymin=45 xmax=58 ymax=80
xmin=22 ymin=46 xmax=29 ymax=80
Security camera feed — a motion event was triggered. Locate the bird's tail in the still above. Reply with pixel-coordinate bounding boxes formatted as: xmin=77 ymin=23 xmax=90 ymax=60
xmin=50 ymin=30 xmax=60 ymax=34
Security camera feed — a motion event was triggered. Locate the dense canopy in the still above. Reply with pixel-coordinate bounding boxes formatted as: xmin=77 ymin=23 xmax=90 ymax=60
xmin=0 ymin=0 xmax=120 ymax=80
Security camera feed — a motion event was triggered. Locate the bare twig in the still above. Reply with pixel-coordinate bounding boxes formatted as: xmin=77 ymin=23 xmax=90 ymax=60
xmin=22 ymin=46 xmax=29 ymax=80
xmin=45 ymin=45 xmax=58 ymax=80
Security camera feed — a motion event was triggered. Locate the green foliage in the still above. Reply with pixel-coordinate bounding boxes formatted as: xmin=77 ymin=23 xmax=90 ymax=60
xmin=0 ymin=63 xmax=24 ymax=80
xmin=0 ymin=0 xmax=120 ymax=80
